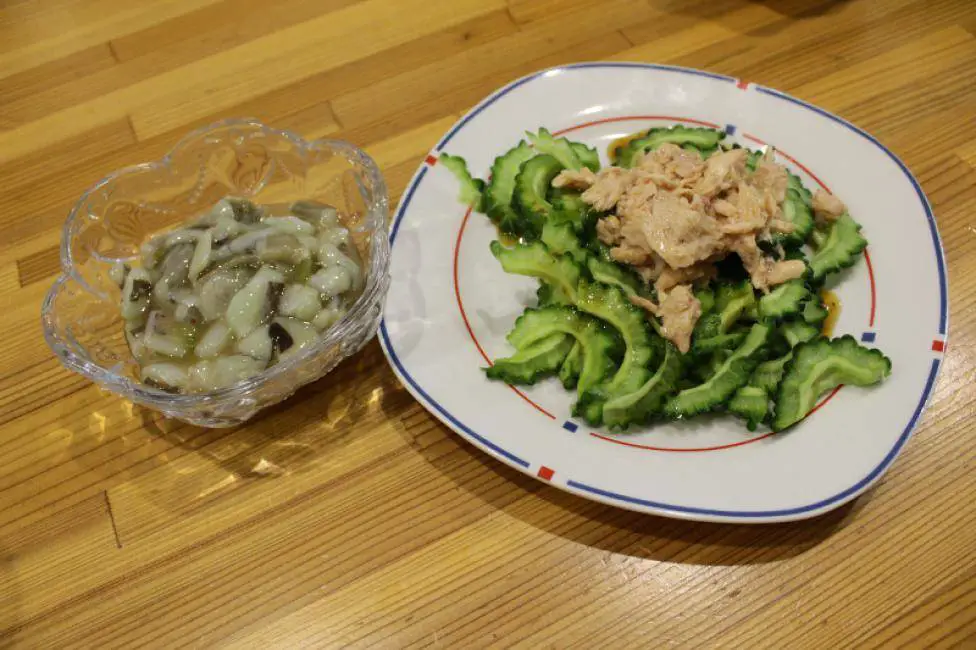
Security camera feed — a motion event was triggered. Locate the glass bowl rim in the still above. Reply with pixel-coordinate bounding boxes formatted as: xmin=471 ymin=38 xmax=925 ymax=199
xmin=40 ymin=117 xmax=391 ymax=406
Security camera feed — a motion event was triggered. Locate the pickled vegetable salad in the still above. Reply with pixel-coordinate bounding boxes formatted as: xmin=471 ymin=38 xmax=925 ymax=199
xmin=116 ymin=197 xmax=364 ymax=393
xmin=442 ymin=126 xmax=891 ymax=431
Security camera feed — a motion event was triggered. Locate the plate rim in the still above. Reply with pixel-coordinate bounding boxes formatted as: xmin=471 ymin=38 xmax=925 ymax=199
xmin=379 ymin=61 xmax=949 ymax=523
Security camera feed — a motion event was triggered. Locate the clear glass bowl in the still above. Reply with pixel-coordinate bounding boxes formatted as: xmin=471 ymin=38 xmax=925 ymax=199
xmin=41 ymin=119 xmax=390 ymax=427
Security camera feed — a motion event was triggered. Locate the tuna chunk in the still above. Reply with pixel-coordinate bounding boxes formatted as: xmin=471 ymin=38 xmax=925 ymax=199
xmin=812 ymin=188 xmax=847 ymax=222
xmin=630 ymin=285 xmax=702 ymax=353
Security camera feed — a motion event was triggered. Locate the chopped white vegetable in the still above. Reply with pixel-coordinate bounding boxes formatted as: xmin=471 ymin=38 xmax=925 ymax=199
xmin=309 ymin=266 xmax=353 ymax=298
xmin=273 ymin=317 xmax=320 ymax=358
xmin=262 ymin=215 xmax=316 ymax=236
xmin=279 ymin=284 xmax=321 ymax=321
xmin=321 ymin=227 xmax=350 ymax=248
xmin=141 ymin=363 xmax=189 ymax=391
xmin=312 ymin=305 xmax=346 ymax=330
xmin=198 ymin=268 xmax=251 ymax=321
xmin=186 ymin=360 xmax=216 ymax=392
xmin=211 ymin=355 xmax=266 ymax=386
xmin=237 ymin=325 xmax=273 ymax=361
xmin=225 ymin=266 xmax=285 ymax=338
xmin=194 ymin=322 xmax=231 ymax=358
xmin=109 ymin=261 xmax=128 ymax=287
xmin=292 ymin=201 xmax=340 ymax=230
xmin=188 ymin=230 xmax=212 ymax=282
xmin=120 ymin=268 xmax=151 ymax=321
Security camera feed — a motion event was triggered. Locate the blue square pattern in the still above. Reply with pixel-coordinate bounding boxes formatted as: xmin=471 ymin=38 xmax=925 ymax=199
xmin=861 ymin=331 xmax=877 ymax=343
xmin=562 ymin=421 xmax=579 ymax=433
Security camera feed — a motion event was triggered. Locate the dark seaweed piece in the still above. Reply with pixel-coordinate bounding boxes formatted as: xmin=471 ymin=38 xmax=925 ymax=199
xmin=269 ymin=321 xmax=294 ymax=354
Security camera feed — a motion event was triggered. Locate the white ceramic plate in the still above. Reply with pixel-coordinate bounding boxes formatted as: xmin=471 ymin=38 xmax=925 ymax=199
xmin=379 ymin=63 xmax=948 ymax=523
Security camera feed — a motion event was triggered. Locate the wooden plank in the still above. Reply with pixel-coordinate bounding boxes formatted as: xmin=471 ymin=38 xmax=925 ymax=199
xmin=0 ymin=0 xmax=226 ymax=78
xmin=332 ymin=1 xmax=651 ymax=130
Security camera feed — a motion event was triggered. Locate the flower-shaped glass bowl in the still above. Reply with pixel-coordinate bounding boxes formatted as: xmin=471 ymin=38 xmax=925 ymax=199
xmin=42 ymin=119 xmax=390 ymax=427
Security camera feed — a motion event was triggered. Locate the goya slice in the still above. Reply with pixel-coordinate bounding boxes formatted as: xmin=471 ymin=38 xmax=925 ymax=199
xmin=549 ymin=190 xmax=590 ymax=226
xmin=536 ymin=282 xmax=571 ymax=307
xmin=787 ymin=173 xmax=813 ymax=206
xmin=692 ymin=281 xmax=756 ymax=353
xmin=750 ymin=352 xmax=792 ymax=393
xmin=665 ymin=322 xmax=772 ymax=418
xmin=490 ymin=240 xmax=580 ymax=304
xmin=693 ymin=328 xmax=748 ymax=354
xmin=728 ymin=385 xmax=769 ymax=431
xmin=772 ymin=335 xmax=891 ymax=430
xmin=614 ymin=126 xmax=726 ymax=168
xmin=439 ymin=154 xmax=485 ymax=211
xmin=780 ymin=320 xmax=820 ymax=348
xmin=571 ymin=142 xmax=601 ymax=172
xmin=776 ymin=187 xmax=815 ymax=247
xmin=485 ymin=333 xmax=574 ymax=385
xmin=485 ymin=142 xmax=538 ymax=238
xmin=541 ymin=222 xmax=588 ymax=264
xmin=514 ymin=154 xmax=564 ymax=222
xmin=602 ymin=342 xmax=683 ymax=428
xmin=808 ymin=214 xmax=867 ymax=283
xmin=559 ymin=341 xmax=583 ymax=389
xmin=586 ymin=256 xmax=646 ymax=298
xmin=526 ymin=128 xmax=583 ymax=170
xmin=576 ymin=281 xmax=656 ymax=396
xmin=505 ymin=306 xmax=621 ymax=394
xmin=802 ymin=296 xmax=829 ymax=326
xmin=758 ymin=280 xmax=811 ymax=320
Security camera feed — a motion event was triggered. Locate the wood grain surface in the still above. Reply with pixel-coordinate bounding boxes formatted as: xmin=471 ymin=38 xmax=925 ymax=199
xmin=1 ymin=0 xmax=975 ymax=647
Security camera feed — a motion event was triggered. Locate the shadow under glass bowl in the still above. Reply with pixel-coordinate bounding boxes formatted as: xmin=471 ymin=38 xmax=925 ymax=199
xmin=41 ymin=118 xmax=391 ymax=427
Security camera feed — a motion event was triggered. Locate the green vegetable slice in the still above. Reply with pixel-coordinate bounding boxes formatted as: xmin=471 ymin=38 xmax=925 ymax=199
xmin=571 ymin=142 xmax=601 ymax=172
xmin=665 ymin=322 xmax=772 ymax=418
xmin=772 ymin=335 xmax=891 ymax=431
xmin=780 ymin=320 xmax=821 ymax=348
xmin=692 ymin=281 xmax=756 ymax=353
xmin=559 ymin=341 xmax=583 ymax=389
xmin=541 ymin=222 xmax=587 ymax=264
xmin=602 ymin=342 xmax=683 ymax=428
xmin=504 ymin=306 xmax=621 ymax=395
xmin=775 ymin=186 xmax=815 ymax=248
xmin=750 ymin=352 xmax=793 ymax=393
xmin=758 ymin=280 xmax=811 ymax=320
xmin=808 ymin=214 xmax=868 ymax=283
xmin=485 ymin=141 xmax=538 ymax=238
xmin=514 ymin=154 xmax=564 ymax=223
xmin=526 ymin=128 xmax=583 ymax=170
xmin=438 ymin=154 xmax=485 ymax=211
xmin=585 ymin=256 xmax=646 ymax=298
xmin=576 ymin=281 xmax=656 ymax=395
xmin=484 ymin=333 xmax=574 ymax=385
xmin=613 ymin=126 xmax=726 ymax=168
xmin=801 ymin=296 xmax=829 ymax=326
xmin=490 ymin=240 xmax=580 ymax=305
xmin=728 ymin=385 xmax=770 ymax=431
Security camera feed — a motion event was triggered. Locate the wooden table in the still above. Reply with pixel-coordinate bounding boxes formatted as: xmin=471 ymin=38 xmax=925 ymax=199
xmin=1 ymin=0 xmax=974 ymax=647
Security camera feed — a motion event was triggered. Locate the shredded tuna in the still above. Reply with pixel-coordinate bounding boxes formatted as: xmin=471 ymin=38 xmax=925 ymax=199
xmin=812 ymin=188 xmax=847 ymax=223
xmin=629 ymin=285 xmax=701 ymax=354
xmin=694 ymin=149 xmax=748 ymax=198
xmin=655 ymin=262 xmax=717 ymax=294
xmin=633 ymin=193 xmax=723 ymax=269
xmin=581 ymin=168 xmax=633 ymax=211
xmin=552 ymin=168 xmax=597 ymax=190
xmin=596 ymin=215 xmax=622 ymax=246
xmin=558 ymin=141 xmax=813 ymax=350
